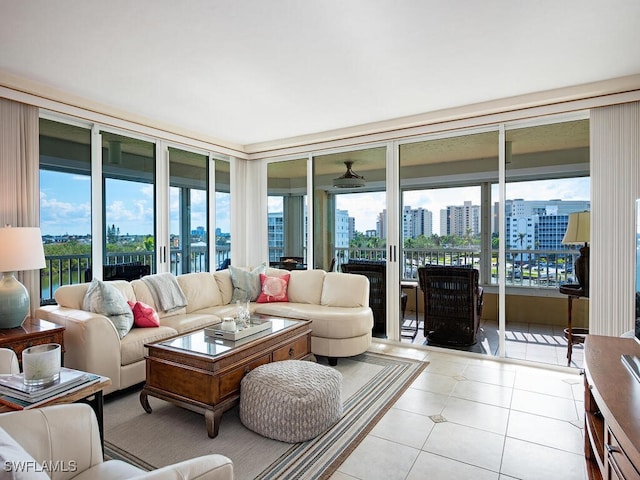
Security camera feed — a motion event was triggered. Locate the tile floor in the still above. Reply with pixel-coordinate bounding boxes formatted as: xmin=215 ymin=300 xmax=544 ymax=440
xmin=331 ymin=341 xmax=587 ymax=480
xmin=400 ymin=313 xmax=584 ymax=370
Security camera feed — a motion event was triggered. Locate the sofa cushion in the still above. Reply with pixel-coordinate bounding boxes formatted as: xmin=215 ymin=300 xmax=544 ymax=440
xmin=287 ymin=270 xmax=326 ymax=304
xmin=127 ymin=300 xmax=160 ymax=328
xmin=54 ymin=280 xmax=135 ymax=310
xmin=160 ymin=313 xmax=223 ymax=335
xmin=320 ymin=272 xmax=368 ymax=308
xmin=257 ymin=273 xmax=290 ymax=303
xmin=176 ymin=272 xmax=223 ymax=313
xmin=230 ymin=264 xmax=267 ymax=302
xmin=82 ymin=279 xmax=134 ymax=338
xmin=120 ymin=326 xmax=178 ymax=366
xmin=254 ymin=303 xmax=372 ymax=338
xmin=213 ymin=269 xmax=234 ymax=305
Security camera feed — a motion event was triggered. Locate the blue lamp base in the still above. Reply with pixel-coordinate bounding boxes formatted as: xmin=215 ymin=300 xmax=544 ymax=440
xmin=0 ymin=272 xmax=29 ymax=329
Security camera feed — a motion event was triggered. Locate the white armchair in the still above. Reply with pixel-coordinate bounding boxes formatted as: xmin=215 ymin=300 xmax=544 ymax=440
xmin=0 ymin=347 xmax=20 ymax=374
xmin=0 ymin=392 xmax=233 ymax=480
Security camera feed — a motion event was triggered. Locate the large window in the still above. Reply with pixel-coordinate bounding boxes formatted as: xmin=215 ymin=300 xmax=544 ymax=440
xmin=267 ymin=158 xmax=307 ymax=264
xmin=313 ymin=147 xmax=387 ymax=272
xmin=214 ymin=159 xmax=231 ymax=269
xmin=399 ymin=130 xmax=499 ymax=282
xmin=39 ymin=119 xmax=92 ymax=302
xmin=169 ymin=147 xmax=209 ymax=274
xmin=502 ymin=119 xmax=590 ymax=289
xmin=39 ymin=118 xmax=232 ymax=295
xmin=101 ymin=132 xmax=156 ymax=275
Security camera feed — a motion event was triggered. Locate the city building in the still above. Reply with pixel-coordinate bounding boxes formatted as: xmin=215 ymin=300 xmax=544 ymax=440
xmin=440 ymin=201 xmax=480 ymax=237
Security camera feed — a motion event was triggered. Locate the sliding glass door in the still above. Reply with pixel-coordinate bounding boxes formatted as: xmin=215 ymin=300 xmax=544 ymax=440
xmin=39 ymin=118 xmax=92 ymax=301
xmin=399 ymin=129 xmax=499 ymax=350
xmin=169 ymin=147 xmax=209 ymax=274
xmin=267 ymin=157 xmax=308 ymax=266
xmin=101 ymin=132 xmax=156 ymax=276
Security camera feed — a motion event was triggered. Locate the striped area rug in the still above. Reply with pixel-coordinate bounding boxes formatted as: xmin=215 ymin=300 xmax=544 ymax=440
xmin=104 ymin=352 xmax=428 ymax=480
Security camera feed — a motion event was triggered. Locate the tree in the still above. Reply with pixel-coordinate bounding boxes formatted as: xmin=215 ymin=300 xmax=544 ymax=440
xmin=107 ymin=224 xmax=120 ymax=244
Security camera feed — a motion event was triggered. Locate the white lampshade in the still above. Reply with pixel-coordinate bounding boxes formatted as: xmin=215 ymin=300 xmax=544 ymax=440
xmin=0 ymin=227 xmax=46 ymax=272
xmin=0 ymin=227 xmax=46 ymax=329
xmin=562 ymin=211 xmax=590 ymax=245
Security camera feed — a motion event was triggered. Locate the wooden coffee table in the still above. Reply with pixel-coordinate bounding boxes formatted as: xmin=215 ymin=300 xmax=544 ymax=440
xmin=140 ymin=316 xmax=312 ymax=438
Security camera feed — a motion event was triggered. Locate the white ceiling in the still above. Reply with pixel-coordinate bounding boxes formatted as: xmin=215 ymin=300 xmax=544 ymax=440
xmin=2 ymin=0 xmax=640 ymax=147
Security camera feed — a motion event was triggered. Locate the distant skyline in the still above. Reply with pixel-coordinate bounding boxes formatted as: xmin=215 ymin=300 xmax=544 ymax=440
xmin=339 ymin=177 xmax=590 ymax=236
xmin=40 ymin=170 xmax=231 ymax=236
xmin=41 ymin=171 xmax=589 ymax=238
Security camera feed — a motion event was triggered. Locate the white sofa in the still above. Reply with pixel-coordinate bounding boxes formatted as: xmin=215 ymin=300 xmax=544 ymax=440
xmin=36 ymin=268 xmax=373 ymax=394
xmin=0 ymin=403 xmax=233 ymax=480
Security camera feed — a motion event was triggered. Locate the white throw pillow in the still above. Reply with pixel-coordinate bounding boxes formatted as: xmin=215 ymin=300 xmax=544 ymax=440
xmin=229 ymin=264 xmax=267 ymax=302
xmin=82 ymin=279 xmax=134 ymax=339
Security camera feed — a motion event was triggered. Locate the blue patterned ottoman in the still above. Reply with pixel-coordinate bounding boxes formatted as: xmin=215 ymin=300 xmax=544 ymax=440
xmin=239 ymin=360 xmax=343 ymax=443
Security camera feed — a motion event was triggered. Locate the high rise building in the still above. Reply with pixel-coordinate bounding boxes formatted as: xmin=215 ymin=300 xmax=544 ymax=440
xmin=336 ymin=209 xmax=350 ymax=248
xmin=377 ymin=209 xmax=387 ymax=239
xmin=441 ymin=201 xmax=480 ymax=237
xmin=402 ymin=206 xmax=433 ymax=240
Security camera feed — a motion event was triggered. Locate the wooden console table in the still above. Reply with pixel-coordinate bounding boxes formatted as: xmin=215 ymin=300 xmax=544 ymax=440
xmin=584 ymin=335 xmax=640 ymax=479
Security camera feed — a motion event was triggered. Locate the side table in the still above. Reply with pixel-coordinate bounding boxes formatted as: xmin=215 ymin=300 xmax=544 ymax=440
xmin=400 ymin=281 xmax=419 ymax=339
xmin=0 ymin=318 xmax=65 ymax=369
xmin=0 ymin=376 xmax=111 ymax=450
xmin=558 ymin=284 xmax=588 ymax=366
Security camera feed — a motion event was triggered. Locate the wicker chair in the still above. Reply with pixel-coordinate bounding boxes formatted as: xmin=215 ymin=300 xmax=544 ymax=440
xmin=417 ymin=266 xmax=484 ymax=346
xmin=341 ymin=261 xmax=407 ymax=338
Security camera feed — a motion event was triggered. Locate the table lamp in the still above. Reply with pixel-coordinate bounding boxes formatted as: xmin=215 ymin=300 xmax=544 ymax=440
xmin=0 ymin=226 xmax=46 ymax=328
xmin=562 ymin=211 xmax=590 ymax=296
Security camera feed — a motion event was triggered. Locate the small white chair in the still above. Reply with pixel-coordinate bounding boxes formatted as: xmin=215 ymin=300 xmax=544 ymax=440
xmin=0 ymin=348 xmax=20 ymax=375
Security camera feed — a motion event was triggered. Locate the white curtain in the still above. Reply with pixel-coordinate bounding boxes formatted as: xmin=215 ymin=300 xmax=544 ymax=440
xmin=0 ymin=98 xmax=40 ymax=315
xmin=590 ymin=101 xmax=640 ymax=336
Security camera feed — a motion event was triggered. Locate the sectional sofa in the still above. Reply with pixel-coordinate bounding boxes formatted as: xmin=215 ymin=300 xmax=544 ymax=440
xmin=36 ymin=268 xmax=373 ymax=394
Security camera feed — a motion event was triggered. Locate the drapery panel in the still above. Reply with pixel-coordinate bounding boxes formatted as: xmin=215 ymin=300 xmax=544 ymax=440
xmin=591 ymin=101 xmax=640 ymax=336
xmin=0 ymin=98 xmax=40 ymax=315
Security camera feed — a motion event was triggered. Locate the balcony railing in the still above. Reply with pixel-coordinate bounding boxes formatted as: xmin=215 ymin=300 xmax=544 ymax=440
xmin=334 ymin=246 xmax=581 ymax=288
xmin=40 ymin=246 xmax=231 ymax=304
xmin=40 ymin=245 xmax=577 ymax=304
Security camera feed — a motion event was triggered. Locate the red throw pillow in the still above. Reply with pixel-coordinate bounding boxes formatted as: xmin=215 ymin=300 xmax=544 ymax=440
xmin=256 ymin=273 xmax=290 ymax=303
xmin=127 ymin=300 xmax=160 ymax=327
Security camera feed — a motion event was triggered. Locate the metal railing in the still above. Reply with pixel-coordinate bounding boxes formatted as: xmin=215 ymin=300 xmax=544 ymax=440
xmin=40 ymin=245 xmax=578 ymax=304
xmin=40 ymin=246 xmax=232 ymax=304
xmin=334 ymin=246 xmax=581 ymax=288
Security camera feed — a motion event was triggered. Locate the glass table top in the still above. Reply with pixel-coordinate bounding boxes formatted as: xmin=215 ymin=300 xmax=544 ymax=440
xmin=155 ymin=316 xmax=303 ymax=358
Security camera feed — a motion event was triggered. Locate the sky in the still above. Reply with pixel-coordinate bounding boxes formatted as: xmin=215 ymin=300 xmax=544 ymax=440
xmin=41 ymin=170 xmax=589 ymax=237
xmin=337 ymin=177 xmax=590 ymax=235
xmin=39 ymin=170 xmax=231 ymax=237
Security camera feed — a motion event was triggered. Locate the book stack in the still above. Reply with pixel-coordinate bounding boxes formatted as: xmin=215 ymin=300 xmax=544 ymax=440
xmin=0 ymin=367 xmax=99 ymax=410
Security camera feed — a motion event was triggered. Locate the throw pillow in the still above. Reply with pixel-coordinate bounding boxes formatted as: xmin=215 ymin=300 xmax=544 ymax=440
xmin=257 ymin=273 xmax=290 ymax=303
xmin=127 ymin=300 xmax=160 ymax=328
xmin=83 ymin=279 xmax=134 ymax=339
xmin=230 ymin=264 xmax=267 ymax=302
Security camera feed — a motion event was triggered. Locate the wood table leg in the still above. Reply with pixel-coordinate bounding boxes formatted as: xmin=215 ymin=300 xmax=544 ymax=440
xmin=140 ymin=389 xmax=152 ymax=414
xmin=205 ymin=408 xmax=223 ymax=438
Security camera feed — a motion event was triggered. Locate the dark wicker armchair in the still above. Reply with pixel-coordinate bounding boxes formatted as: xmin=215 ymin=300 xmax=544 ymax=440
xmin=84 ymin=262 xmax=151 ymax=282
xmin=341 ymin=260 xmax=407 ymax=338
xmin=417 ymin=266 xmax=483 ymax=346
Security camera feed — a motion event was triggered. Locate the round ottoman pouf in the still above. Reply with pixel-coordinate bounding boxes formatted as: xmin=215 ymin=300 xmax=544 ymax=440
xmin=239 ymin=360 xmax=343 ymax=443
